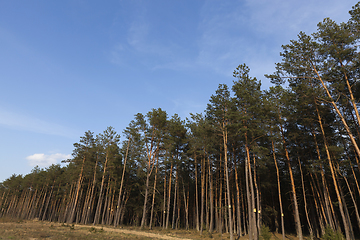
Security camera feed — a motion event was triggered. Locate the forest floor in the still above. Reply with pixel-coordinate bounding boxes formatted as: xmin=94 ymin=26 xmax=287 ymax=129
xmin=0 ymin=217 xmax=306 ymax=240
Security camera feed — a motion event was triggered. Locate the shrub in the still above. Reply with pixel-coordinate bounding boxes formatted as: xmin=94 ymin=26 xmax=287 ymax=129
xmin=321 ymin=226 xmax=344 ymax=240
xmin=260 ymin=225 xmax=272 ymax=240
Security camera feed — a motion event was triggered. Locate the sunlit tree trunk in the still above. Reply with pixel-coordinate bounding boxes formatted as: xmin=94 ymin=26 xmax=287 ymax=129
xmin=149 ymin=156 xmax=159 ymax=229
xmin=165 ymin=162 xmax=173 ymax=229
xmin=271 ymin=138 xmax=285 ymax=240
xmin=208 ymin=156 xmax=214 ymax=233
xmin=223 ymin=127 xmax=234 ymax=240
xmin=115 ymin=137 xmax=131 ymax=227
xmin=194 ymin=155 xmax=200 ymax=231
xmin=315 ymin=104 xmax=353 ymax=240
xmin=93 ymin=152 xmax=109 ymax=225
xmin=68 ymin=155 xmax=86 ymax=223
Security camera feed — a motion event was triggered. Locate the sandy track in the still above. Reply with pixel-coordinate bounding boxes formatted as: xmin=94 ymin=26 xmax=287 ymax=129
xmin=74 ymin=224 xmax=194 ymax=240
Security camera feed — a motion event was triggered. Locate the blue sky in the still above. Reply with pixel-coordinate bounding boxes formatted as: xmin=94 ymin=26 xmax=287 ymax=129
xmin=0 ymin=0 xmax=356 ymax=182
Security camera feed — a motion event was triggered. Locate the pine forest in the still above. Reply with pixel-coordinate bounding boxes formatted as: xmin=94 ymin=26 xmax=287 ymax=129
xmin=2 ymin=3 xmax=360 ymax=240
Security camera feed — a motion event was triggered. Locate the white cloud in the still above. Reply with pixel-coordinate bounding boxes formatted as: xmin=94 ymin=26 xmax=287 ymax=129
xmin=26 ymin=153 xmax=71 ymax=167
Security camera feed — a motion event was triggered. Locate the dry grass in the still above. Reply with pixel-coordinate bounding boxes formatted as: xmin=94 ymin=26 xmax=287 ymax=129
xmin=0 ymin=218 xmax=306 ymax=240
xmin=0 ymin=218 xmax=149 ymax=240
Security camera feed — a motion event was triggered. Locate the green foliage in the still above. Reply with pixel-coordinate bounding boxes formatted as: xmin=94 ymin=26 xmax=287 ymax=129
xmin=321 ymin=226 xmax=344 ymax=240
xmin=88 ymin=227 xmax=104 ymax=233
xmin=260 ymin=225 xmax=272 ymax=240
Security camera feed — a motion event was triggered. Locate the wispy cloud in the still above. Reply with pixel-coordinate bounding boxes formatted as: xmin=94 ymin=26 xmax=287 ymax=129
xmin=0 ymin=107 xmax=78 ymax=138
xmin=196 ymin=0 xmax=355 ymax=81
xmin=243 ymin=0 xmax=353 ymax=36
xmin=110 ymin=0 xmax=355 ymax=81
xmin=127 ymin=19 xmax=150 ymax=51
xmin=26 ymin=153 xmax=71 ymax=167
xmin=109 ymin=2 xmax=191 ymax=72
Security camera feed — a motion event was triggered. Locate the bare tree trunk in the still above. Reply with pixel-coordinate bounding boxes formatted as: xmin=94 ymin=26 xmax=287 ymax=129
xmin=215 ymin=183 xmax=219 ymax=233
xmin=101 ymin=181 xmax=110 ymax=224
xmin=194 ymin=155 xmax=200 ymax=231
xmin=351 ymin=165 xmax=360 ymax=198
xmin=312 ymin=64 xmax=360 ymax=159
xmin=172 ymin=171 xmax=178 ymax=229
xmin=80 ymin=180 xmax=92 ymax=224
xmin=68 ymin=155 xmax=86 ymax=223
xmin=298 ymin=157 xmax=313 ymax=239
xmin=341 ymin=169 xmax=360 ymax=231
xmin=309 ymin=178 xmax=325 ymax=236
xmin=94 ymin=152 xmax=109 ymax=225
xmin=253 ymin=155 xmax=261 ymax=235
xmin=316 ymin=104 xmax=353 ymax=240
xmin=223 ymin=128 xmax=234 ymax=240
xmin=42 ymin=185 xmax=54 ymax=221
xmin=234 ymin=164 xmax=242 ymax=237
xmin=218 ymin=156 xmax=223 ymax=234
xmin=312 ymin=128 xmax=335 ymax=230
xmin=182 ymin=180 xmax=189 ymax=230
xmin=149 ymin=156 xmax=159 ymax=229
xmin=165 ymin=163 xmax=173 ymax=229
xmin=224 ymin=186 xmax=228 ymax=233
xmin=115 ymin=137 xmax=131 ymax=227
xmin=279 ymin=119 xmax=303 ymax=240
xmin=200 ymin=155 xmax=205 ymax=235
xmin=206 ymin=162 xmax=209 ymax=231
xmin=162 ymin=175 xmax=167 ymax=229
xmin=271 ymin=138 xmax=285 ymax=240
xmin=85 ymin=158 xmax=98 ymax=225
xmin=248 ymin=153 xmax=257 ymax=240
xmin=208 ymin=156 xmax=214 ymax=233
xmin=140 ymin=165 xmax=151 ymax=228
xmin=245 ymin=142 xmax=253 ymax=240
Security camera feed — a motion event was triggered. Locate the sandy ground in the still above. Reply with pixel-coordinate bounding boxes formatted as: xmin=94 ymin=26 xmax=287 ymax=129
xmin=74 ymin=224 xmax=194 ymax=240
xmin=0 ymin=219 xmax=303 ymax=240
xmin=0 ymin=220 xmax=193 ymax=240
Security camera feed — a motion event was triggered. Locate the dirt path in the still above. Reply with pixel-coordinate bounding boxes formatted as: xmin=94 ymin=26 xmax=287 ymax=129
xmin=74 ymin=224 xmax=194 ymax=240
xmin=0 ymin=219 xmax=196 ymax=240
xmin=0 ymin=219 xmax=301 ymax=240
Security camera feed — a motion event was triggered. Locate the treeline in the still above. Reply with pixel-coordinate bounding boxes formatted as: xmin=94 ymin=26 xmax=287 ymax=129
xmin=2 ymin=3 xmax=360 ymax=240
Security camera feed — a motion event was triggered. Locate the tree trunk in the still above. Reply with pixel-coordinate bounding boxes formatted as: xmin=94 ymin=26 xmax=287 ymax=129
xmin=245 ymin=141 xmax=253 ymax=240
xmin=162 ymin=175 xmax=167 ymax=229
xmin=298 ymin=157 xmax=313 ymax=239
xmin=165 ymin=162 xmax=173 ymax=229
xmin=316 ymin=104 xmax=353 ymax=240
xmin=93 ymin=152 xmax=109 ymax=225
xmin=312 ymin=64 xmax=360 ymax=159
xmin=140 ymin=164 xmax=151 ymax=228
xmin=341 ymin=169 xmax=360 ymax=232
xmin=172 ymin=171 xmax=178 ymax=229
xmin=115 ymin=136 xmax=131 ymax=227
xmin=208 ymin=156 xmax=214 ymax=233
xmin=279 ymin=118 xmax=303 ymax=240
xmin=182 ymin=180 xmax=189 ymax=230
xmin=200 ymin=155 xmax=205 ymax=235
xmin=234 ymin=163 xmax=242 ymax=237
xmin=194 ymin=154 xmax=200 ymax=231
xmin=149 ymin=156 xmax=159 ymax=229
xmin=85 ymin=158 xmax=98 ymax=224
xmin=271 ymin=138 xmax=285 ymax=240
xmin=223 ymin=128 xmax=234 ymax=240
xmin=68 ymin=155 xmax=86 ymax=223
